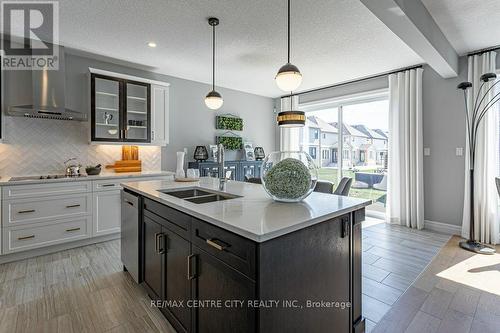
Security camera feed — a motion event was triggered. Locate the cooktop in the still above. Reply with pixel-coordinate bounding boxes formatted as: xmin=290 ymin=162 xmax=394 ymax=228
xmin=8 ymin=174 xmax=87 ymax=181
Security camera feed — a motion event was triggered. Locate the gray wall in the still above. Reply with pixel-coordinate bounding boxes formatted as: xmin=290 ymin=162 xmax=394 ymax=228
xmin=422 ymin=59 xmax=468 ymax=227
xmin=64 ymin=52 xmax=276 ymax=171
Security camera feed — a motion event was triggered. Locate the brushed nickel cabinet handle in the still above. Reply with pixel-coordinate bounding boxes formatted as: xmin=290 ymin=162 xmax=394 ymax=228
xmin=154 ymin=233 xmax=160 ymax=254
xmin=187 ymin=254 xmax=196 ymax=280
xmin=66 ymin=227 xmax=81 ymax=232
xmin=158 ymin=234 xmax=166 ymax=254
xmin=206 ymin=238 xmax=227 ymax=251
xmin=18 ymin=235 xmax=35 ymax=240
xmin=18 ymin=209 xmax=35 ymax=214
xmin=66 ymin=204 xmax=81 ymax=208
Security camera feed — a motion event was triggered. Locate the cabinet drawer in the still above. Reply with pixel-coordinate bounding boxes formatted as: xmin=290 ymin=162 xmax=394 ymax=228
xmin=3 ymin=193 xmax=91 ymax=226
xmin=93 ymin=176 xmax=171 ymax=192
xmin=2 ymin=181 xmax=91 ymax=199
xmin=191 ymin=218 xmax=256 ymax=279
xmin=144 ymin=198 xmax=190 ymax=239
xmin=3 ymin=217 xmax=91 ymax=254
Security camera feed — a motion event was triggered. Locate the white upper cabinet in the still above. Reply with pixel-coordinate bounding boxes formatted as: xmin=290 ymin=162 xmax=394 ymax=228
xmin=151 ymin=84 xmax=170 ymax=146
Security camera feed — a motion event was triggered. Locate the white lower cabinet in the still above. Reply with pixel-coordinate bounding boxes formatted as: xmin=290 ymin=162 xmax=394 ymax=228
xmin=3 ymin=216 xmax=91 ymax=254
xmin=4 ymin=193 xmax=91 ymax=227
xmin=92 ymin=189 xmax=121 ymax=236
xmin=0 ymin=175 xmax=172 ymax=255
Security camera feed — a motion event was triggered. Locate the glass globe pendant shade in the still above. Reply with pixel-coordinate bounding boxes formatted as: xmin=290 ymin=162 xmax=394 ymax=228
xmin=205 ymin=90 xmax=223 ymax=110
xmin=275 ymin=63 xmax=302 ymax=92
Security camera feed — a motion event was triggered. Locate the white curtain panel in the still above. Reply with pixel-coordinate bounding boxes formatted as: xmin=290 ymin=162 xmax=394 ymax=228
xmin=461 ymin=52 xmax=499 ymax=245
xmin=387 ymin=68 xmax=424 ymax=229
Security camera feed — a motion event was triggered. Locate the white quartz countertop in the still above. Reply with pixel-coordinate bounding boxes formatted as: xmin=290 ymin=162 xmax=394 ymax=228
xmin=122 ymin=177 xmax=371 ymax=243
xmin=0 ymin=170 xmax=174 ymax=185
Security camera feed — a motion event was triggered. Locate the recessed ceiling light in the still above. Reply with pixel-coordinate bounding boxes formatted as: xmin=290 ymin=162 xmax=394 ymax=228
xmin=147 ymin=42 xmax=157 ymax=48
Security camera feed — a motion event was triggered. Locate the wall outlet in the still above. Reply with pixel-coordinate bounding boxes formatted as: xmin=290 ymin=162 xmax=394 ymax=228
xmin=456 ymin=147 xmax=464 ymax=156
xmin=424 ymin=148 xmax=431 ymax=156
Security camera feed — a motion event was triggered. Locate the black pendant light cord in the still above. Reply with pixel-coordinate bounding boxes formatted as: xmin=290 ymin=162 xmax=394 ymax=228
xmin=212 ymin=23 xmax=216 ymax=91
xmin=287 ymin=0 xmax=291 ymax=64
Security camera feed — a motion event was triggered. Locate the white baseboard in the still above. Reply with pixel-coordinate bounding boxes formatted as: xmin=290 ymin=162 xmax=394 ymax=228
xmin=424 ymin=220 xmax=461 ymax=235
xmin=0 ymin=233 xmax=120 ymax=264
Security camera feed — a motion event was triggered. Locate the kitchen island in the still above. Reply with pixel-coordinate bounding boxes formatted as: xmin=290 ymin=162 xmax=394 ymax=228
xmin=122 ymin=177 xmax=370 ymax=333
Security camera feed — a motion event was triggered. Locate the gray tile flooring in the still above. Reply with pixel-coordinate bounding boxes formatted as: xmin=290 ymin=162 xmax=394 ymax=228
xmin=372 ymin=236 xmax=500 ymax=333
xmin=361 ymin=219 xmax=451 ymax=332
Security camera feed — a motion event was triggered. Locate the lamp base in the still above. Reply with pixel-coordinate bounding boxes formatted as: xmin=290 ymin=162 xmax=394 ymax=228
xmin=459 ymin=240 xmax=496 ymax=255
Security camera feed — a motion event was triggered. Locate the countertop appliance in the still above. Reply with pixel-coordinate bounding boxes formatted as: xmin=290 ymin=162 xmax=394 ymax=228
xmin=121 ymin=189 xmax=141 ymax=283
xmin=64 ymin=158 xmax=82 ymax=177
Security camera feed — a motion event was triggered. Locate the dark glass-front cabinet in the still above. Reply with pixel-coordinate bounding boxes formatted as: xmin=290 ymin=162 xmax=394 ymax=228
xmin=91 ymin=73 xmax=151 ymax=143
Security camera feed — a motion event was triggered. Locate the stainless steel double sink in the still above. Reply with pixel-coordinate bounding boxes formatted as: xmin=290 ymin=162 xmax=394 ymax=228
xmin=159 ymin=187 xmax=241 ymax=204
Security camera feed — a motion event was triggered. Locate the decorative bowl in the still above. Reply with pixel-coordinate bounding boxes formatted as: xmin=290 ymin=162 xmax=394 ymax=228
xmin=85 ymin=166 xmax=101 ymax=176
xmin=261 ymin=151 xmax=318 ymax=202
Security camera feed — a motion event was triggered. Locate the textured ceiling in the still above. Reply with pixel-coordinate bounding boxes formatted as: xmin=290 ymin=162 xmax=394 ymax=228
xmin=45 ymin=0 xmax=422 ymax=97
xmin=422 ymin=0 xmax=500 ymax=55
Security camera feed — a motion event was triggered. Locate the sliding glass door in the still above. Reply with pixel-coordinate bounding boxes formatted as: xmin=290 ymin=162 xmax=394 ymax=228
xmin=297 ymin=91 xmax=389 ymax=217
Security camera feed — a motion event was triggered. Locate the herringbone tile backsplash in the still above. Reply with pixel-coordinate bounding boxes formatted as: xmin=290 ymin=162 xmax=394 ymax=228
xmin=0 ymin=117 xmax=161 ymax=176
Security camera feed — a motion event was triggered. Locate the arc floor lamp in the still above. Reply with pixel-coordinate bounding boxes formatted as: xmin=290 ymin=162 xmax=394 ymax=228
xmin=457 ymin=72 xmax=499 ymax=254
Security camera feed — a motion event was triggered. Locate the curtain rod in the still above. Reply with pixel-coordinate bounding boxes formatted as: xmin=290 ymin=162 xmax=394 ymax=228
xmin=281 ymin=64 xmax=424 ymax=99
xmin=467 ymin=45 xmax=500 ymax=57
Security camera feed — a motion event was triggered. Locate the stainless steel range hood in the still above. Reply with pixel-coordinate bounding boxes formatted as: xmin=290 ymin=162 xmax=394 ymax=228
xmin=6 ymin=47 xmax=87 ymax=121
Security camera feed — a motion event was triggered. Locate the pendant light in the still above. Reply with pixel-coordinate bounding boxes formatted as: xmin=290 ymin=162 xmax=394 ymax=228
xmin=275 ymin=0 xmax=302 ymax=92
xmin=277 ymin=94 xmax=305 ymax=127
xmin=205 ymin=17 xmax=223 ymax=110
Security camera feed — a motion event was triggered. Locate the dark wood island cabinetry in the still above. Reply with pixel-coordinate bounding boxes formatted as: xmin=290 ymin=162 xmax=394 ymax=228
xmin=133 ymin=194 xmax=365 ymax=333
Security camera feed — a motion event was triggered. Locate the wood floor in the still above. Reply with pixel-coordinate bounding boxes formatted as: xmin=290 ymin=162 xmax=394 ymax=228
xmin=361 ymin=220 xmax=451 ymax=332
xmin=372 ymin=235 xmax=500 ymax=333
xmin=0 ymin=240 xmax=175 ymax=333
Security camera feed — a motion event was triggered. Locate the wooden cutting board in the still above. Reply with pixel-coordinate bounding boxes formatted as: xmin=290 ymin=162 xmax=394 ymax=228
xmin=106 ymin=160 xmax=142 ymax=172
xmin=113 ymin=166 xmax=142 ymax=173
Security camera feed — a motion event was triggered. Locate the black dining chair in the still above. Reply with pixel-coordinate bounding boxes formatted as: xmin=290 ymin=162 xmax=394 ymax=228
xmin=334 ymin=177 xmax=353 ymax=196
xmin=314 ymin=180 xmax=334 ymax=194
xmin=245 ymin=177 xmax=262 ymax=184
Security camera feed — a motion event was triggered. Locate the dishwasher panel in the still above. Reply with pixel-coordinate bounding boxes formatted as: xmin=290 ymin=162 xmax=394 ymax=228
xmin=121 ymin=190 xmax=141 ymax=283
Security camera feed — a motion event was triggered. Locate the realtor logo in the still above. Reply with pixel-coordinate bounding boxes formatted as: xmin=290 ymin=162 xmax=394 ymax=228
xmin=1 ymin=1 xmax=59 ymax=70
